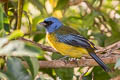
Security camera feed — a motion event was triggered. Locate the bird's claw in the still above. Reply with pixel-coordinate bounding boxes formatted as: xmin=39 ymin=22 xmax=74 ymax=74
xmin=59 ymin=57 xmax=79 ymax=66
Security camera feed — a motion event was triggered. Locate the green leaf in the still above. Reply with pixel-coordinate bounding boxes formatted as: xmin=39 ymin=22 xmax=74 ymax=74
xmin=0 ymin=72 xmax=9 ymax=80
xmin=52 ymin=52 xmax=63 ymax=60
xmin=92 ymin=66 xmax=110 ymax=80
xmin=0 ymin=38 xmax=8 ymax=48
xmin=106 ymin=64 xmax=120 ymax=78
xmin=82 ymin=11 xmax=100 ymax=28
xmin=105 ymin=35 xmax=120 ymax=46
xmin=3 ymin=14 xmax=10 ymax=32
xmin=0 ymin=38 xmax=43 ymax=57
xmin=108 ymin=19 xmax=120 ymax=35
xmin=6 ymin=57 xmax=32 ymax=80
xmin=0 ymin=3 xmax=6 ymax=37
xmin=82 ymin=75 xmax=92 ymax=80
xmin=55 ymin=0 xmax=69 ymax=10
xmin=33 ymin=34 xmax=45 ymax=42
xmin=0 ymin=3 xmax=4 ymax=30
xmin=32 ymin=15 xmax=44 ymax=30
xmin=105 ymin=18 xmax=120 ymax=46
xmin=55 ymin=68 xmax=73 ymax=80
xmin=4 ymin=23 xmax=10 ymax=32
xmin=24 ymin=57 xmax=39 ymax=79
xmin=29 ymin=0 xmax=47 ymax=16
xmin=93 ymin=33 xmax=107 ymax=47
xmin=39 ymin=68 xmax=56 ymax=79
xmin=8 ymin=30 xmax=24 ymax=40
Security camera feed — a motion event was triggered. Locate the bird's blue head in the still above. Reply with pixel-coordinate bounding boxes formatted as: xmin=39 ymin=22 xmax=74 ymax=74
xmin=40 ymin=17 xmax=63 ymax=33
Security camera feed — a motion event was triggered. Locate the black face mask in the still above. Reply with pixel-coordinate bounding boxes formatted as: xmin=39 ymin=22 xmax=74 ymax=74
xmin=44 ymin=21 xmax=53 ymax=27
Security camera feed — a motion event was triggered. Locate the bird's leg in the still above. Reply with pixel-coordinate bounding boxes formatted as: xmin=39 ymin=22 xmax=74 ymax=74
xmin=59 ymin=56 xmax=79 ymax=66
xmin=59 ymin=56 xmax=70 ymax=64
xmin=69 ymin=58 xmax=79 ymax=66
xmin=59 ymin=56 xmax=69 ymax=60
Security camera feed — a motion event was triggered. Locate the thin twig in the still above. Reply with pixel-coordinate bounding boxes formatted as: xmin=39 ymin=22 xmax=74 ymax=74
xmin=20 ymin=38 xmax=120 ymax=54
xmin=97 ymin=0 xmax=103 ymax=9
xmin=69 ymin=0 xmax=83 ymax=6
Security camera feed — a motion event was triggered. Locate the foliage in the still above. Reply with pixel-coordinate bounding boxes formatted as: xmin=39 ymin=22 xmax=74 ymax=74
xmin=0 ymin=0 xmax=120 ymax=80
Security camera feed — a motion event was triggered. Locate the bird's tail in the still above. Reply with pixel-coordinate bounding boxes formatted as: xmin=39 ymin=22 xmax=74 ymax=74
xmin=89 ymin=52 xmax=111 ymax=72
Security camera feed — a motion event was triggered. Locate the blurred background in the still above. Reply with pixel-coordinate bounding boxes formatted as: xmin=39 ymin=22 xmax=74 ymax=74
xmin=0 ymin=0 xmax=120 ymax=80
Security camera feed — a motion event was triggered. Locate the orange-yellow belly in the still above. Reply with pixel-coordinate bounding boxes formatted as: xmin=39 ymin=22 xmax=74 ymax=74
xmin=46 ymin=33 xmax=88 ymax=58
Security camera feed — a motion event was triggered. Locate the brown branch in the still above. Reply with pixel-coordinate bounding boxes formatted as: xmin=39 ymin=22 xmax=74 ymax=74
xmin=19 ymin=38 xmax=57 ymax=53
xmin=19 ymin=38 xmax=120 ymax=68
xmin=83 ymin=0 xmax=97 ymax=11
xmin=97 ymin=0 xmax=103 ymax=9
xmin=111 ymin=75 xmax=120 ymax=80
xmin=22 ymin=54 xmax=119 ymax=68
xmin=69 ymin=0 xmax=83 ymax=6
xmin=95 ymin=41 xmax=120 ymax=54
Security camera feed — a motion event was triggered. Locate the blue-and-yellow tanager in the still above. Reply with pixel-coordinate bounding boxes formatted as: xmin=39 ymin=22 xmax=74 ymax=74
xmin=40 ymin=17 xmax=111 ymax=72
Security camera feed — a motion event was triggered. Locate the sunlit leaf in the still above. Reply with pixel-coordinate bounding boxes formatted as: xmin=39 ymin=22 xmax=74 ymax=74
xmin=55 ymin=0 xmax=69 ymax=10
xmin=8 ymin=30 xmax=24 ymax=40
xmin=0 ymin=38 xmax=43 ymax=57
xmin=0 ymin=38 xmax=8 ymax=48
xmin=0 ymin=3 xmax=4 ymax=30
xmin=52 ymin=10 xmax=63 ymax=18
xmin=29 ymin=0 xmax=47 ymax=16
xmin=0 ymin=72 xmax=9 ymax=80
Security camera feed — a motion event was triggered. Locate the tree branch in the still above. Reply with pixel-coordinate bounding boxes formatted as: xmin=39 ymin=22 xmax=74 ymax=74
xmin=97 ymin=0 xmax=103 ymax=9
xmin=22 ymin=54 xmax=119 ymax=68
xmin=19 ymin=38 xmax=57 ymax=53
xmin=19 ymin=38 xmax=120 ymax=68
xmin=69 ymin=0 xmax=83 ymax=6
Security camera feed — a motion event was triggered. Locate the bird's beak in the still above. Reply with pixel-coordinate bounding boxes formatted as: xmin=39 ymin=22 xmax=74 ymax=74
xmin=39 ymin=22 xmax=47 ymax=27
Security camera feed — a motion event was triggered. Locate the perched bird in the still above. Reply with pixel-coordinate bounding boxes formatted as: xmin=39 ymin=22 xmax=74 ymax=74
xmin=40 ymin=17 xmax=111 ymax=72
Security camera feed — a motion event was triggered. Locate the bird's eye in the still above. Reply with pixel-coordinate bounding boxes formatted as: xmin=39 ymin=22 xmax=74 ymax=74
xmin=44 ymin=21 xmax=53 ymax=26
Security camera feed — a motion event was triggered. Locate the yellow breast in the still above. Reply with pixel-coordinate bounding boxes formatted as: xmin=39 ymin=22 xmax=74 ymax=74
xmin=46 ymin=33 xmax=88 ymax=58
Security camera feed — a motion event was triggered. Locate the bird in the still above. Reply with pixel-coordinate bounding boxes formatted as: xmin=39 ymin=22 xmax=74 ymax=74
xmin=40 ymin=17 xmax=111 ymax=72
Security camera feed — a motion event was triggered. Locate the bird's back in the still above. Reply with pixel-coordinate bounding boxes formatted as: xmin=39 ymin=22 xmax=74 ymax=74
xmin=54 ymin=26 xmax=80 ymax=35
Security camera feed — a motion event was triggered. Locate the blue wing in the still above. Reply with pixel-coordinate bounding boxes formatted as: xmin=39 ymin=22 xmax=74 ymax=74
xmin=56 ymin=34 xmax=95 ymax=49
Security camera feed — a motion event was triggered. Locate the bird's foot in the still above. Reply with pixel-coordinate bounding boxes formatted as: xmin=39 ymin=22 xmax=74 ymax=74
xmin=59 ymin=56 xmax=69 ymax=60
xmin=59 ymin=56 xmax=79 ymax=66
xmin=69 ymin=58 xmax=79 ymax=66
xmin=59 ymin=56 xmax=70 ymax=64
